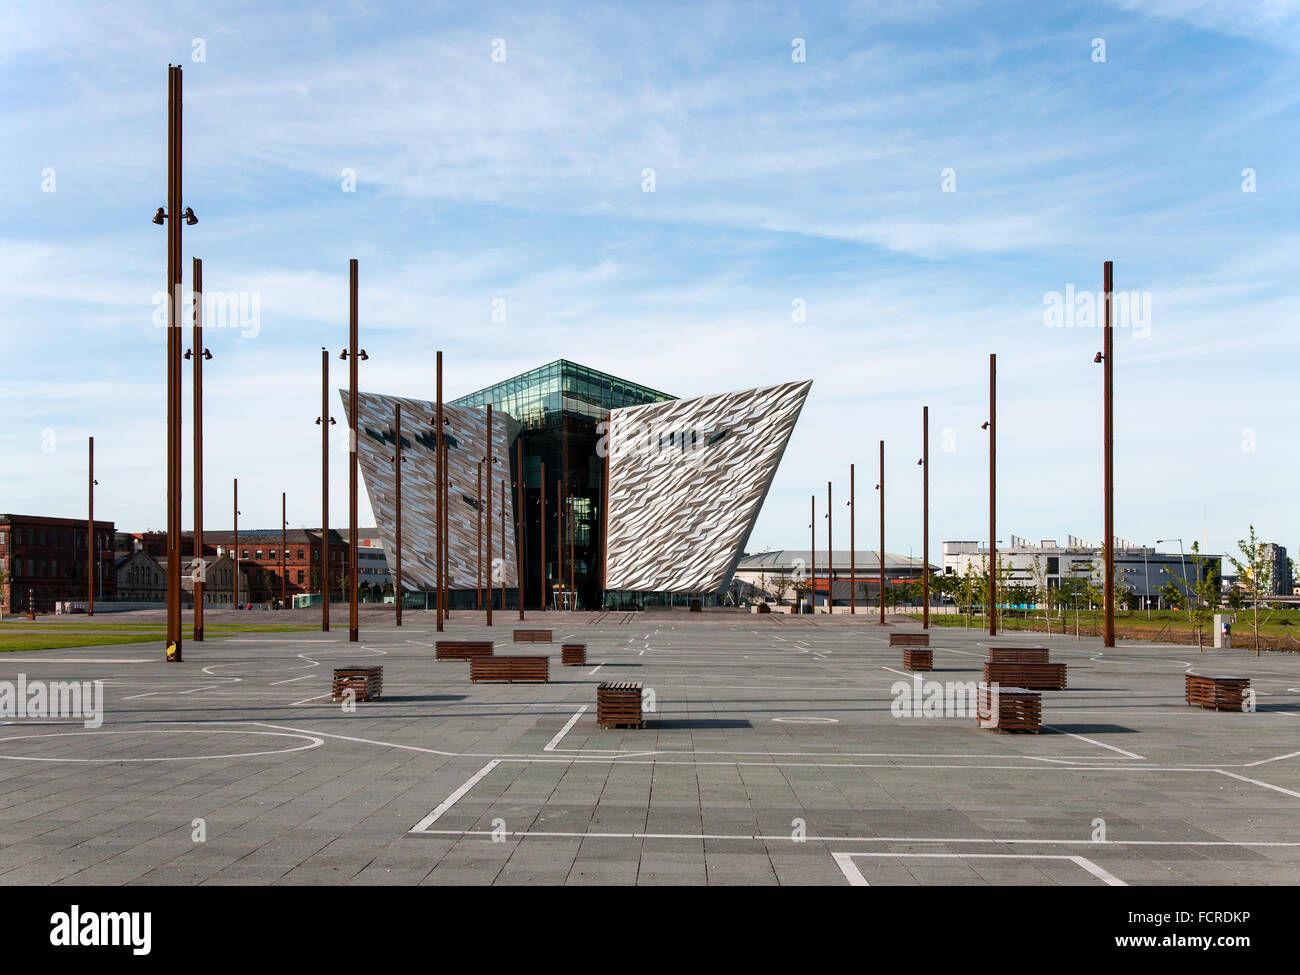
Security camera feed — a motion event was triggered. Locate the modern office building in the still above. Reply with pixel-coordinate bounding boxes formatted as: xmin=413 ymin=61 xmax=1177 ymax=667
xmin=1262 ymin=543 xmax=1291 ymax=596
xmin=347 ymin=360 xmax=809 ymax=610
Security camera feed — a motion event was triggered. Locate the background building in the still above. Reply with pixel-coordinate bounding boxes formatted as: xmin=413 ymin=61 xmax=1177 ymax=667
xmin=942 ymin=536 xmax=1222 ymax=609
xmin=734 ymin=549 xmax=937 ymax=610
xmin=0 ymin=513 xmax=117 ymax=614
xmin=453 ymin=359 xmax=674 ymax=610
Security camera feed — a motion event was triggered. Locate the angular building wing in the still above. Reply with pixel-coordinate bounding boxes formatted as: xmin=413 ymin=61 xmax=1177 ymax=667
xmin=603 ymin=380 xmax=812 ymax=594
xmin=342 ymin=390 xmax=519 ymax=592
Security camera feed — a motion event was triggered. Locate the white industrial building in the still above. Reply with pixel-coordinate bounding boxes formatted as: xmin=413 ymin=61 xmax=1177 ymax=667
xmin=942 ymin=536 xmax=1221 ymax=609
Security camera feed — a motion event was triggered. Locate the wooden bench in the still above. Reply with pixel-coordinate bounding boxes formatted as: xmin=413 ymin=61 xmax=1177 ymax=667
xmin=977 ymin=685 xmax=1041 ymax=733
xmin=469 ymin=656 xmax=549 ymax=683
xmin=902 ymin=648 xmax=933 ymax=672
xmin=983 ymin=661 xmax=1067 ymax=691
xmin=1185 ymin=674 xmax=1251 ymax=711
xmin=597 ymin=681 xmax=644 ymax=728
xmin=890 ymin=632 xmax=930 ymax=647
xmin=988 ymin=647 xmax=1051 ymax=663
xmin=512 ymin=629 xmax=552 ymax=643
xmin=332 ymin=666 xmax=383 ymax=702
xmin=561 ymin=643 xmax=586 ymax=666
xmin=435 ymin=640 xmax=494 ymax=660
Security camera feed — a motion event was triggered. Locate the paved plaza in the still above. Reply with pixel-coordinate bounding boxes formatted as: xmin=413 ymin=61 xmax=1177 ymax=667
xmin=1 ymin=610 xmax=1298 ymax=886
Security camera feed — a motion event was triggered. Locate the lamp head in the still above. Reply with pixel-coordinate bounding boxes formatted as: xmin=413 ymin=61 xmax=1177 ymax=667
xmin=151 ymin=207 xmax=166 ymax=225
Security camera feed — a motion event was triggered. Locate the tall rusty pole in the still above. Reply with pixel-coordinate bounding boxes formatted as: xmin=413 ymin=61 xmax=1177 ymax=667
xmin=476 ymin=460 xmax=483 ymax=610
xmin=878 ymin=440 xmax=885 ymax=625
xmin=1102 ymin=261 xmax=1116 ymax=648
xmin=568 ymin=490 xmax=575 ymax=611
xmin=190 ymin=257 xmax=207 ymax=639
xmin=988 ymin=353 xmax=997 ymax=638
xmin=539 ymin=461 xmax=547 ymax=611
xmin=161 ymin=64 xmax=192 ymax=663
xmin=827 ymin=481 xmax=833 ymax=614
xmin=600 ymin=412 xmax=610 ymax=605
xmin=516 ymin=437 xmax=526 ymax=621
xmin=232 ymin=478 xmax=239 ymax=610
xmin=500 ymin=480 xmax=506 ymax=616
xmin=280 ymin=492 xmax=286 ymax=610
xmin=435 ymin=351 xmax=444 ymax=631
xmin=346 ymin=259 xmax=362 ymax=643
xmin=87 ymin=436 xmax=95 ymax=615
xmin=921 ymin=405 xmax=930 ymax=630
xmin=556 ymin=477 xmax=563 ymax=610
xmin=849 ymin=464 xmax=855 ymax=615
xmin=318 ymin=348 xmax=332 ymax=631
xmin=809 ymin=494 xmax=815 ymax=614
xmin=393 ymin=404 xmax=403 ymax=627
xmin=485 ymin=405 xmax=494 ymax=626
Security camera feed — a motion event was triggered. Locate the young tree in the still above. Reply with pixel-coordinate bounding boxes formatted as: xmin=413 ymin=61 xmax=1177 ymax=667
xmin=0 ymin=563 xmax=8 ymax=620
xmin=1184 ymin=542 xmax=1221 ymax=652
xmin=1228 ymin=525 xmax=1273 ymax=656
xmin=772 ymin=572 xmax=790 ymax=606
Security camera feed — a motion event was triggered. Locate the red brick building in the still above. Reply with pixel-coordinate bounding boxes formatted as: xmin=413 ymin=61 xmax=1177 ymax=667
xmin=0 ymin=514 xmax=117 ymax=614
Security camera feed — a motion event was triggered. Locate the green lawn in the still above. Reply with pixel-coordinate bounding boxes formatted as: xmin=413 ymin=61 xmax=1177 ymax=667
xmin=0 ymin=621 xmax=320 ymax=652
xmin=903 ymin=608 xmax=1300 ymax=645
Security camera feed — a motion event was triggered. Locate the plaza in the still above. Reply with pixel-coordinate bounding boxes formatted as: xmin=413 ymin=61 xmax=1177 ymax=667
xmin=1 ymin=611 xmax=1296 ymax=886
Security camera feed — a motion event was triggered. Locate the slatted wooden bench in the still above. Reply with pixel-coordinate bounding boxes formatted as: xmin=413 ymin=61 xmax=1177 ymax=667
xmin=988 ymin=647 xmax=1051 ymax=664
xmin=1185 ymin=674 xmax=1251 ymax=711
xmin=513 ymin=629 xmax=552 ymax=643
xmin=902 ymin=648 xmax=933 ymax=671
xmin=597 ymin=681 xmax=644 ymax=728
xmin=469 ymin=656 xmax=549 ymax=683
xmin=890 ymin=632 xmax=930 ymax=647
xmin=977 ymin=685 xmax=1041 ymax=733
xmin=435 ymin=640 xmax=494 ymax=660
xmin=332 ymin=665 xmax=383 ymax=702
xmin=561 ymin=643 xmax=586 ymax=666
xmin=983 ymin=661 xmax=1067 ymax=691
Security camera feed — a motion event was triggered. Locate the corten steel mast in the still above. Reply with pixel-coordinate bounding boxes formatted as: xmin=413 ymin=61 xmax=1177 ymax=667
xmin=921 ymin=406 xmax=930 ymax=630
xmin=555 ymin=478 xmax=563 ymax=611
xmin=232 ymin=478 xmax=239 ymax=609
xmin=345 ymin=259 xmax=362 ymax=643
xmin=568 ymin=492 xmax=575 ymax=611
xmin=162 ymin=65 xmax=191 ymax=662
xmin=393 ymin=404 xmax=403 ymax=627
xmin=600 ymin=413 xmax=610 ymax=603
xmin=500 ymin=482 xmax=506 ymax=614
xmin=809 ymin=494 xmax=815 ymax=614
xmin=486 ymin=405 xmax=494 ymax=626
xmin=434 ymin=352 xmax=444 ymax=631
xmin=317 ymin=348 xmax=333 ymax=632
xmin=280 ymin=493 xmax=286 ymax=610
xmin=87 ymin=437 xmax=95 ymax=616
xmin=849 ymin=464 xmax=855 ymax=615
xmin=1102 ymin=261 xmax=1115 ymax=648
xmin=539 ymin=461 xmax=546 ymax=611
xmin=190 ymin=258 xmax=208 ymax=639
xmin=988 ymin=353 xmax=997 ymax=638
xmin=476 ymin=460 xmax=483 ymax=610
xmin=516 ymin=438 xmax=526 ymax=621
xmin=827 ymin=481 xmax=833 ymax=615
xmin=878 ymin=440 xmax=885 ymax=625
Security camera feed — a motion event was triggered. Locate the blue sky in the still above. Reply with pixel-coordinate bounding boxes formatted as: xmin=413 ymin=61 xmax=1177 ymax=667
xmin=2 ymin=0 xmax=1297 ymax=562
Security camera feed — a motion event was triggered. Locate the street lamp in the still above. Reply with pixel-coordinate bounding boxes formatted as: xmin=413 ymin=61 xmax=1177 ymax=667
xmin=315 ymin=347 xmax=336 ymax=632
xmin=1095 ymin=260 xmax=1115 ymax=647
xmin=984 ymin=353 xmax=996 ymax=637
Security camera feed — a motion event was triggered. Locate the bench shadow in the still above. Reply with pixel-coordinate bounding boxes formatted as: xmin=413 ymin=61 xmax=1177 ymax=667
xmin=1043 ymin=723 xmax=1139 ymax=735
xmin=648 ymin=718 xmax=753 ymax=730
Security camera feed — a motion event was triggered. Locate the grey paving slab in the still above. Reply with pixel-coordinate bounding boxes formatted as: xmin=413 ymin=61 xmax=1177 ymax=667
xmin=0 ymin=609 xmax=1297 ymax=884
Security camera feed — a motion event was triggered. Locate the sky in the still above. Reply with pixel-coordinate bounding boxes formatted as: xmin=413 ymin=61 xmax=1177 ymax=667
xmin=1 ymin=0 xmax=1297 ymax=565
